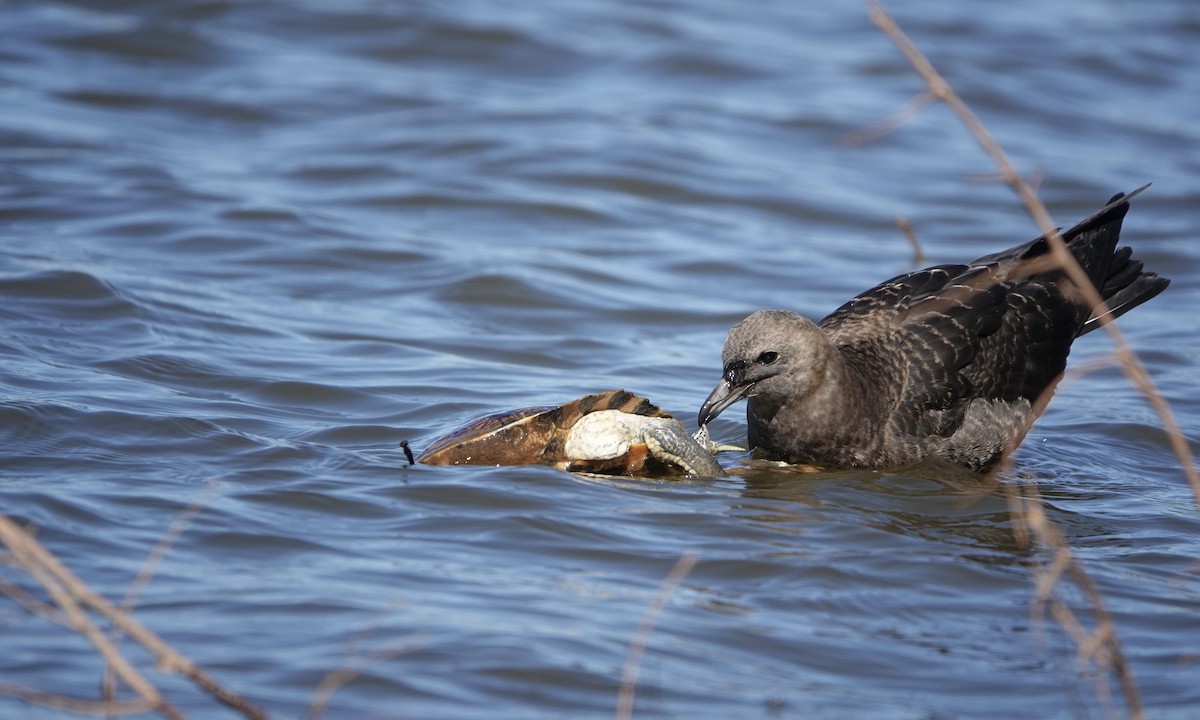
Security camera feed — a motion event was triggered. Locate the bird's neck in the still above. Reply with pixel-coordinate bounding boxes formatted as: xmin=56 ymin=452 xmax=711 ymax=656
xmin=748 ymin=351 xmax=862 ymax=452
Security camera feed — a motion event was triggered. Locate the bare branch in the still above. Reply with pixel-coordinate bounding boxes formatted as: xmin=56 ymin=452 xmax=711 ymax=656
xmin=123 ymin=482 xmax=220 ymax=614
xmin=0 ymin=515 xmax=269 ymax=720
xmin=0 ymin=574 xmax=64 ymax=624
xmin=0 ymin=517 xmax=182 ymax=719
xmin=306 ymin=635 xmax=425 ymax=720
xmin=841 ymin=88 xmax=937 ymax=145
xmin=105 ymin=482 xmax=221 ymax=706
xmin=894 ymin=216 xmax=926 ymax=263
xmin=0 ymin=682 xmax=154 ymax=717
xmin=862 ymin=2 xmax=1193 ymax=718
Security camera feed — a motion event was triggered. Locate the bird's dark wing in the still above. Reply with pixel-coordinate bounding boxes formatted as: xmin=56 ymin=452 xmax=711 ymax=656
xmin=965 ymin=190 xmax=1156 ymax=402
xmin=820 ymin=259 xmax=1027 ymax=443
xmin=875 ymin=200 xmax=1127 ymax=435
xmin=965 ymin=281 xmax=1081 ymax=407
xmin=879 ymin=265 xmax=1011 ymax=439
xmin=819 ymin=263 xmax=968 ymax=343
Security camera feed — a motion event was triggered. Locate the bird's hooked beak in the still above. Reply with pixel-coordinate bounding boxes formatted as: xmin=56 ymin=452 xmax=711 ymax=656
xmin=698 ymin=376 xmax=754 ymax=427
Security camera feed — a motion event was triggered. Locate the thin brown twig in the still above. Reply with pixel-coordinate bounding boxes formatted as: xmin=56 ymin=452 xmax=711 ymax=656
xmin=894 ymin=216 xmax=926 ymax=263
xmin=0 ymin=682 xmax=154 ymax=717
xmin=123 ymin=481 xmax=220 ymax=614
xmin=963 ymin=168 xmax=1046 ymax=191
xmin=0 ymin=573 xmax=64 ymax=623
xmin=306 ymin=634 xmax=425 ymax=720
xmin=616 ymin=552 xmax=698 ymax=720
xmin=104 ymin=481 xmax=221 ymax=708
xmin=0 ymin=514 xmax=269 ymax=720
xmin=992 ymin=359 xmax=1143 ymax=716
xmin=1002 ymin=458 xmax=1142 ymax=720
xmin=840 ymin=87 xmax=937 ymax=145
xmin=1065 ymin=548 xmax=1140 ymax=710
xmin=0 ymin=517 xmax=183 ymax=720
xmin=1006 ymin=479 xmax=1142 ymax=715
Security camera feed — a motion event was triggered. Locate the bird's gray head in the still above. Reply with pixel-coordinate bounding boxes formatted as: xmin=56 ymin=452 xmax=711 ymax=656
xmin=699 ymin=310 xmax=831 ymax=426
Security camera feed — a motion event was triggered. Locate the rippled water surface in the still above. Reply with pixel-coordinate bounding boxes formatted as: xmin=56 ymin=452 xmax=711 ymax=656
xmin=3 ymin=1 xmax=1199 ymax=718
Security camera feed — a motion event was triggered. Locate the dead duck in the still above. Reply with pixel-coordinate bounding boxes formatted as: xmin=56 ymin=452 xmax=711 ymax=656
xmin=418 ymin=389 xmax=726 ymax=477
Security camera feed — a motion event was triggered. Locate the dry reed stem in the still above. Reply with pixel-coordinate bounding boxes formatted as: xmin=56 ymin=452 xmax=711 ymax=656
xmin=1006 ymin=480 xmax=1143 ymax=716
xmin=894 ymin=216 xmax=926 ymax=263
xmin=861 ymin=1 xmax=1196 ymax=717
xmin=123 ymin=482 xmax=220 ymax=614
xmin=0 ymin=514 xmax=269 ymax=720
xmin=615 ymin=552 xmax=698 ymax=720
xmin=103 ymin=482 xmax=221 ymax=708
xmin=0 ymin=573 xmax=64 ymax=623
xmin=963 ymin=168 xmax=1046 ymax=191
xmin=0 ymin=682 xmax=153 ymax=717
xmin=840 ymin=87 xmax=936 ymax=146
xmin=992 ymin=368 xmax=1142 ymax=720
xmin=0 ymin=517 xmax=182 ymax=719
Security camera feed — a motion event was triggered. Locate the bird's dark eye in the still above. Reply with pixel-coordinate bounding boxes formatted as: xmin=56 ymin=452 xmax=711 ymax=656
xmin=756 ymin=351 xmax=780 ymax=365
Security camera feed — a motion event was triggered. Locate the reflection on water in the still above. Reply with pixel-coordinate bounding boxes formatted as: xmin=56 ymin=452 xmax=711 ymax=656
xmin=738 ymin=465 xmax=1028 ymax=559
xmin=2 ymin=0 xmax=1200 ymax=718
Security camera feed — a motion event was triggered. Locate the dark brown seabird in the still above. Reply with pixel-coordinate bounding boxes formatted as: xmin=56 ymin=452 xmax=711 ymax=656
xmin=699 ymin=190 xmax=1169 ymax=472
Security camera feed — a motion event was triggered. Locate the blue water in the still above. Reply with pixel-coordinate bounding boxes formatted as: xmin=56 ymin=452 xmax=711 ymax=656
xmin=2 ymin=1 xmax=1199 ymax=718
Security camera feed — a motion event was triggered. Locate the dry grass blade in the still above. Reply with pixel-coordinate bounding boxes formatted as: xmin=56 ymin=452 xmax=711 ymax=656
xmin=615 ymin=552 xmax=698 ymax=720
